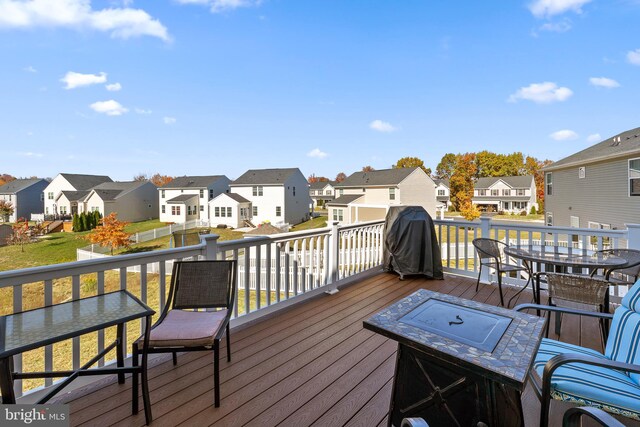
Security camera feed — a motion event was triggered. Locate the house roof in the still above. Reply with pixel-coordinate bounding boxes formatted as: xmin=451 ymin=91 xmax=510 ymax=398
xmin=309 ymin=181 xmax=335 ymax=190
xmin=544 ymin=127 xmax=640 ymax=171
xmin=161 ymin=175 xmax=227 ymax=189
xmin=230 ymin=168 xmax=301 ymax=186
xmin=0 ymin=178 xmax=47 ymax=194
xmin=245 ymin=223 xmax=284 ymax=235
xmin=335 ymin=168 xmax=419 ymax=188
xmin=59 ymin=190 xmax=90 ymax=202
xmin=225 ymin=193 xmax=250 ymax=203
xmin=166 ymin=194 xmax=198 ymax=203
xmin=433 ymin=178 xmax=450 ymax=188
xmin=59 ymin=173 xmax=112 ymax=190
xmin=326 ymin=194 xmax=364 ymax=206
xmin=474 ymin=176 xmax=533 ymax=189
xmin=88 ymin=181 xmax=150 ymax=201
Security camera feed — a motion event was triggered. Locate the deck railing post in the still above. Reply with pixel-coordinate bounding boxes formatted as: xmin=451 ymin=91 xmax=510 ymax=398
xmin=328 ymin=221 xmax=340 ymax=285
xmin=202 ymin=234 xmax=220 ymax=260
xmin=626 ymin=224 xmax=640 ymax=250
xmin=479 ymin=216 xmax=491 ymax=283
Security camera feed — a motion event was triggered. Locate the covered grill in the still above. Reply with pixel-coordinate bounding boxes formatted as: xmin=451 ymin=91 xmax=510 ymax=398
xmin=383 ymin=206 xmax=443 ymax=280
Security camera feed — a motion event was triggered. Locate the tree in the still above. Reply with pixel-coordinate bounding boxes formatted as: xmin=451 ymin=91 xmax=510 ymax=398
xmin=7 ymin=218 xmax=31 ymax=252
xmin=435 ymin=153 xmax=458 ymax=180
xmin=149 ymin=174 xmax=174 ymax=187
xmin=72 ymin=213 xmax=80 ymax=232
xmin=0 ymin=200 xmax=14 ymax=222
xmin=86 ymin=213 xmax=132 ymax=255
xmin=80 ymin=212 xmax=89 ymax=231
xmin=460 ymin=201 xmax=481 ymax=221
xmin=449 ymin=153 xmax=477 ymax=211
xmin=393 ymin=157 xmax=432 ymax=176
xmin=335 ymin=172 xmax=347 ymax=183
xmin=308 ymin=174 xmax=330 ymax=183
xmin=93 ymin=210 xmax=101 ymax=229
xmin=133 ymin=173 xmax=148 ymax=181
xmin=0 ymin=174 xmax=16 ymax=186
xmin=362 ymin=166 xmax=375 ymax=172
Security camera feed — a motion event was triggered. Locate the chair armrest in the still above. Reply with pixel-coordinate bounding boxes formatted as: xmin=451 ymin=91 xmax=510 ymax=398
xmin=514 ymin=303 xmax=614 ymax=320
xmin=563 ymin=407 xmax=625 ymax=427
xmin=401 ymin=418 xmax=429 ymax=427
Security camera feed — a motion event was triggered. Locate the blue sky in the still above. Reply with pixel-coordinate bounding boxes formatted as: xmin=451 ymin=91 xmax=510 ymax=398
xmin=2 ymin=0 xmax=640 ymax=181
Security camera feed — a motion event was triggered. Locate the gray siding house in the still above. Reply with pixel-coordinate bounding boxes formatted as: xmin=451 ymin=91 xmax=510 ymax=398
xmin=544 ymin=127 xmax=640 ymax=231
xmin=0 ymin=179 xmax=49 ymax=222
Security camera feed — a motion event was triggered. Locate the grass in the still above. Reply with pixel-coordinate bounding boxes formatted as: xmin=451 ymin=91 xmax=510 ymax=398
xmin=290 ymin=216 xmax=328 ymax=231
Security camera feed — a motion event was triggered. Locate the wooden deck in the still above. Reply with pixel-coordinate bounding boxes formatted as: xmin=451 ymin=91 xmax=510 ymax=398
xmin=59 ymin=272 xmax=637 ymax=427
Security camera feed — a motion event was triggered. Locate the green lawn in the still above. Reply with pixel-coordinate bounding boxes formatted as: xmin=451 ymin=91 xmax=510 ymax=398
xmin=291 ymin=216 xmax=328 ymax=231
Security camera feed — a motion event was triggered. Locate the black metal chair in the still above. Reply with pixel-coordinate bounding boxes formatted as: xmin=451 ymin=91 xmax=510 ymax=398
xmin=590 ymin=249 xmax=640 ymax=286
xmin=472 ymin=238 xmax=529 ymax=307
xmin=563 ymin=407 xmax=625 ymax=427
xmin=132 ymin=260 xmax=236 ymax=410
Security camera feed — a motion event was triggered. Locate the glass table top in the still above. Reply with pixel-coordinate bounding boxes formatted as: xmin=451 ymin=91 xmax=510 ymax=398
xmin=504 ymin=246 xmax=628 ymax=269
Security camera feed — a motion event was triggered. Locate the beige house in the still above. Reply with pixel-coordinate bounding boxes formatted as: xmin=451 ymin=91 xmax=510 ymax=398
xmin=84 ymin=181 xmax=158 ymax=222
xmin=327 ymin=167 xmax=436 ymax=225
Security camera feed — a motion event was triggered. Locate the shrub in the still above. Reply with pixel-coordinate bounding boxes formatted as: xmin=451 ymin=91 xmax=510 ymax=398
xmin=520 ymin=210 xmax=527 ymax=216
xmin=216 ymin=224 xmax=228 ymax=229
xmin=530 ymin=206 xmax=537 ymax=215
xmin=72 ymin=213 xmax=80 ymax=232
xmin=80 ymin=212 xmax=88 ymax=231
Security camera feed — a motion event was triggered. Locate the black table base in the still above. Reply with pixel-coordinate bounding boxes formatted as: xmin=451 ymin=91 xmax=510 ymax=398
xmin=389 ymin=344 xmax=524 ymax=427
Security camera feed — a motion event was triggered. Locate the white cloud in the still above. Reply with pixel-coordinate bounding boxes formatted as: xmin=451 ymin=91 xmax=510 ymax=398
xmin=163 ymin=116 xmax=176 ymax=124
xmin=529 ymin=0 xmax=591 ymax=18
xmin=23 ymin=65 xmax=36 ymax=73
xmin=627 ymin=49 xmax=640 ymax=65
xmin=586 ymin=133 xmax=602 ymax=143
xmin=18 ymin=151 xmax=43 ymax=157
xmin=90 ymin=100 xmax=128 ymax=116
xmin=369 ymin=119 xmax=397 ymax=133
xmin=589 ymin=77 xmax=620 ymax=88
xmin=61 ymin=71 xmax=107 ymax=89
xmin=550 ymin=129 xmax=579 ymax=141
xmin=176 ymin=0 xmax=261 ymax=13
xmin=0 ymin=0 xmax=170 ymax=41
xmin=508 ymin=82 xmax=573 ymax=104
xmin=538 ymin=20 xmax=572 ymax=33
xmin=135 ymin=108 xmax=152 ymax=114
xmin=307 ymin=148 xmax=328 ymax=159
xmin=106 ymin=82 xmax=122 ymax=91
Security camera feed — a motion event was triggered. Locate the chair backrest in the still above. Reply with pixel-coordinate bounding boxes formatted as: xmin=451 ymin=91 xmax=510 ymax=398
xmin=604 ymin=278 xmax=640 ymax=384
xmin=167 ymin=260 xmax=236 ymax=311
xmin=546 ymin=273 xmax=610 ymax=308
xmin=472 ymin=238 xmax=507 ymax=264
xmin=601 ymin=249 xmax=640 ymax=279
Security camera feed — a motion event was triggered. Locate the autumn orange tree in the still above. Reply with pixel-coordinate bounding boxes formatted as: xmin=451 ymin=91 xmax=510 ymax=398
xmin=86 ymin=212 xmax=132 ymax=255
xmin=335 ymin=172 xmax=347 ymax=183
xmin=393 ymin=156 xmax=432 ymax=176
xmin=7 ymin=218 xmax=31 ymax=252
xmin=449 ymin=153 xmax=477 ymax=211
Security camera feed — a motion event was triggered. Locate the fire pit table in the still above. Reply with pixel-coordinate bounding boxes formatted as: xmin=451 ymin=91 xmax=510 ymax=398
xmin=364 ymin=289 xmax=546 ymax=427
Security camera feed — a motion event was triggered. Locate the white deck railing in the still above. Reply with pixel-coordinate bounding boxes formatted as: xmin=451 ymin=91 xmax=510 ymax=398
xmin=1 ymin=216 xmax=639 ymax=400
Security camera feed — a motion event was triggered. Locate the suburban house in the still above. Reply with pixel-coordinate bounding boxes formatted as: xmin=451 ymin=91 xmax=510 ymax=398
xmin=209 ymin=193 xmax=252 ymax=228
xmin=327 ymin=167 xmax=437 ymax=225
xmin=544 ymin=126 xmax=640 ymax=231
xmin=159 ymin=175 xmax=231 ymax=223
xmin=0 ymin=178 xmax=49 ymax=223
xmin=471 ymin=176 xmax=537 ymax=214
xmin=44 ymin=173 xmax=113 ymax=217
xmin=309 ymin=181 xmax=336 ymax=209
xmin=84 ymin=181 xmax=158 ymax=222
xmin=230 ymin=168 xmax=312 ymax=226
xmin=434 ymin=179 xmax=451 ymax=218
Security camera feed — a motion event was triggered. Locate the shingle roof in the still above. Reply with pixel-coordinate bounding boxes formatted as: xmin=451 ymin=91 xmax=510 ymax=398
xmin=0 ymin=178 xmax=47 ymax=194
xmin=224 ymin=193 xmax=250 ymax=203
xmin=245 ymin=223 xmax=284 ymax=235
xmin=544 ymin=127 xmax=640 ymax=171
xmin=474 ymin=176 xmax=533 ymax=189
xmin=59 ymin=173 xmax=112 ymax=190
xmin=161 ymin=176 xmax=227 ymax=189
xmin=166 ymin=194 xmax=198 ymax=203
xmin=433 ymin=178 xmax=450 ymax=188
xmin=309 ymin=181 xmax=335 ymax=190
xmin=89 ymin=181 xmax=149 ymax=201
xmin=335 ymin=168 xmax=418 ymax=187
xmin=230 ymin=168 xmax=300 ymax=186
xmin=59 ymin=190 xmax=90 ymax=202
xmin=326 ymin=194 xmax=364 ymax=206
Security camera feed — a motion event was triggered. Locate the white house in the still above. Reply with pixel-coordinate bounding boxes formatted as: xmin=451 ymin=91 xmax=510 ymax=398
xmin=309 ymin=181 xmax=336 ymax=209
xmin=84 ymin=181 xmax=158 ymax=222
xmin=159 ymin=175 xmax=231 ymax=223
xmin=0 ymin=179 xmax=48 ymax=223
xmin=327 ymin=167 xmax=437 ymax=225
xmin=209 ymin=193 xmax=252 ymax=228
xmin=230 ymin=168 xmax=312 ymax=226
xmin=472 ymin=176 xmax=537 ymax=214
xmin=43 ymin=173 xmax=112 ymax=218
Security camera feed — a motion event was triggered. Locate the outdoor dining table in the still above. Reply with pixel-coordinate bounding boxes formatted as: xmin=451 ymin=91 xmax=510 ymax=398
xmin=503 ymin=245 xmax=628 ymax=312
xmin=0 ymin=290 xmax=155 ymax=425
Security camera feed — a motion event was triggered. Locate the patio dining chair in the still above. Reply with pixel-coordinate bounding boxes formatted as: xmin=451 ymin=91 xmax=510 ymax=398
xmin=131 ymin=260 xmax=236 ymax=409
xmin=472 ymin=238 xmax=529 ymax=307
xmin=590 ymin=249 xmax=640 ymax=286
xmin=515 ymin=278 xmax=640 ymax=427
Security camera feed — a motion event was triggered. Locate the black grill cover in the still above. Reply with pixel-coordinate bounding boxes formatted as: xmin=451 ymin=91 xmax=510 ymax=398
xmin=383 ymin=206 xmax=443 ymax=279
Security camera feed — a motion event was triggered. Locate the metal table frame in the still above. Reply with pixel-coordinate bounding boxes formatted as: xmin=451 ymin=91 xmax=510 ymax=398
xmin=0 ymin=290 xmax=155 ymax=425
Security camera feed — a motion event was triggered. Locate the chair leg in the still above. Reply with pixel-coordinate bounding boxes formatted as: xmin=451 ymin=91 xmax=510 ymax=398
xmin=172 ymin=351 xmax=177 ymax=366
xmin=226 ymin=324 xmax=231 ymax=362
xmin=214 ymin=340 xmax=220 ymax=408
xmin=131 ymin=344 xmax=139 ymax=415
xmin=497 ymin=272 xmax=505 ymax=306
xmin=476 ymin=265 xmax=482 ymax=292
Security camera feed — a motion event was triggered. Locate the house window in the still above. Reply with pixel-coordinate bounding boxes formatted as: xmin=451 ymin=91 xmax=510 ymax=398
xmin=252 ymin=186 xmax=263 ymax=196
xmin=437 ymin=189 xmax=445 ymax=196
xmin=161 ymin=190 xmax=165 ymax=198
xmin=629 ymin=159 xmax=640 ymax=196
xmin=172 ymin=206 xmax=180 ymax=215
xmin=491 ymin=189 xmax=499 ymax=196
xmin=276 ymin=206 xmax=281 ymax=217
xmin=40 ymin=193 xmax=44 ymax=201
xmin=293 ymin=187 xmax=296 ymax=196
xmin=60 ymin=206 xmax=67 ymax=214
xmin=253 ymin=206 xmax=258 ymax=216
xmin=339 ymin=189 xmax=344 ymax=196
xmin=516 ymin=189 xmax=525 ymax=196
xmin=209 ymin=189 xmax=214 ymax=199
xmin=389 ymin=188 xmax=396 ymax=200
xmin=188 ymin=206 xmax=192 ymax=215
xmin=477 ymin=189 xmax=486 ymax=196
xmin=546 ymin=173 xmax=553 ymax=196
xmin=578 ymin=167 xmax=586 ymax=179
xmin=546 ymin=212 xmax=553 ymax=227
xmin=570 ymin=216 xmax=579 ymax=228
xmin=220 ymin=207 xmax=226 ymax=217
xmin=48 ymin=192 xmax=54 ymax=200
xmin=200 ymin=189 xmax=204 ymax=198
xmin=162 ymin=205 xmax=165 ymax=214
xmin=502 ymin=189 xmax=511 ymax=196
xmin=333 ymin=209 xmax=343 ymax=221
xmin=227 ymin=207 xmax=232 ymax=217
xmin=325 ymin=190 xmax=331 ymax=195
xmin=200 ymin=205 xmax=204 ymax=212
xmin=215 ymin=207 xmax=220 ymax=217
